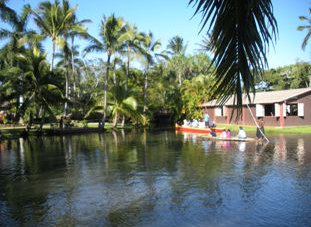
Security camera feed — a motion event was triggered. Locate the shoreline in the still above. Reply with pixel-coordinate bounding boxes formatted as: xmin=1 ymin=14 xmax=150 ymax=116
xmin=1 ymin=123 xmax=311 ymax=140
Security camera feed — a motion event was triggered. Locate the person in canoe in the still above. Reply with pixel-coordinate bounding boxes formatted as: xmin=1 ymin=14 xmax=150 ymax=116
xmin=237 ymin=126 xmax=247 ymax=139
xmin=226 ymin=129 xmax=231 ymax=138
xmin=220 ymin=129 xmax=227 ymax=139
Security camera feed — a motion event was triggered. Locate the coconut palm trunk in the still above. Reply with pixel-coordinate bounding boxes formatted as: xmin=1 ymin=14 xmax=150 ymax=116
xmin=126 ymin=45 xmax=131 ymax=92
xmin=64 ymin=70 xmax=69 ymax=116
xmin=100 ymin=53 xmax=111 ymax=128
xmin=143 ymin=67 xmax=149 ymax=114
xmin=178 ymin=72 xmax=182 ymax=86
xmin=112 ymin=112 xmax=119 ymax=127
xmin=39 ymin=109 xmax=46 ymax=131
xmin=51 ymin=41 xmax=56 ymax=71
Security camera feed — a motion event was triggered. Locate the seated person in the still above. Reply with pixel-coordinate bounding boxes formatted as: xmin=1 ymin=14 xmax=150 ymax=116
xmin=210 ymin=129 xmax=217 ymax=137
xmin=198 ymin=121 xmax=205 ymax=128
xmin=226 ymin=129 xmax=231 ymax=138
xmin=191 ymin=119 xmax=199 ymax=127
xmin=220 ymin=130 xmax=227 ymax=139
xmin=237 ymin=126 xmax=247 ymax=139
xmin=183 ymin=119 xmax=189 ymax=126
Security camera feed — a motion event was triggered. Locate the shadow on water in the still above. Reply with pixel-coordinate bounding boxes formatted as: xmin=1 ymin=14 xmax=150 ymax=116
xmin=0 ymin=130 xmax=311 ymax=226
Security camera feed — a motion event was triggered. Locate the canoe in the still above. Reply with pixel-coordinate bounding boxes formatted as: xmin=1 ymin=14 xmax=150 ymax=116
xmin=203 ymin=136 xmax=256 ymax=142
xmin=175 ymin=124 xmax=225 ymax=134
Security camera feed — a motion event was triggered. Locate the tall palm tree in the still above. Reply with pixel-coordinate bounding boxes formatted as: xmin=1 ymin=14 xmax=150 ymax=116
xmin=167 ymin=35 xmax=187 ymax=56
xmin=120 ymin=24 xmax=145 ymax=92
xmin=0 ymin=4 xmax=31 ymax=66
xmin=298 ymin=8 xmax=311 ymax=50
xmin=31 ymin=0 xmax=75 ymax=70
xmin=189 ymin=0 xmax=277 ymax=111
xmin=61 ymin=0 xmax=91 ymax=115
xmin=139 ymin=32 xmax=167 ymax=117
xmin=84 ymin=14 xmax=128 ymax=128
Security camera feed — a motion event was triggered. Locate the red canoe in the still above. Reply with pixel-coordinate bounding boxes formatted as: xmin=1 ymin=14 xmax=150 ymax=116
xmin=175 ymin=124 xmax=225 ymax=135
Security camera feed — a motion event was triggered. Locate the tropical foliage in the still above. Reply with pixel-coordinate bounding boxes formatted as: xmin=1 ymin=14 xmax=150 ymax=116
xmin=0 ymin=0 xmax=310 ymax=128
xmin=189 ymin=0 xmax=278 ymax=111
xmin=298 ymin=8 xmax=311 ymax=50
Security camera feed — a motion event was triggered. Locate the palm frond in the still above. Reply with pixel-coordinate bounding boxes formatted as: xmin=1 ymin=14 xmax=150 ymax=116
xmin=189 ymin=0 xmax=277 ymax=113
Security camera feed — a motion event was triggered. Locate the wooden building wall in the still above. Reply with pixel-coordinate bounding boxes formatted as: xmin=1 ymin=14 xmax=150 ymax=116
xmin=203 ymin=91 xmax=311 ymax=127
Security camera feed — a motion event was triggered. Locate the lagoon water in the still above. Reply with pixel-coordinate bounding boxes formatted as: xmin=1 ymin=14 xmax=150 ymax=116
xmin=0 ymin=130 xmax=311 ymax=226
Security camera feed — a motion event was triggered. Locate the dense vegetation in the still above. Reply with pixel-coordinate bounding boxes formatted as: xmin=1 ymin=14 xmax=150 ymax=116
xmin=0 ymin=0 xmax=310 ymax=128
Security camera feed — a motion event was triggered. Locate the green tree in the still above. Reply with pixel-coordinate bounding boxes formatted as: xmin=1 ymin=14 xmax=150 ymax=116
xmin=139 ymin=32 xmax=167 ymax=120
xmin=86 ymin=83 xmax=142 ymax=127
xmin=167 ymin=35 xmax=187 ymax=56
xmin=258 ymin=62 xmax=311 ymax=90
xmin=0 ymin=3 xmax=32 ymax=123
xmin=61 ymin=0 xmax=91 ymax=115
xmin=167 ymin=54 xmax=191 ymax=86
xmin=4 ymin=48 xmax=64 ymax=128
xmin=31 ymin=0 xmax=75 ymax=70
xmin=84 ymin=15 xmax=129 ymax=128
xmin=120 ymin=24 xmax=144 ymax=92
xmin=180 ymin=75 xmax=214 ymax=120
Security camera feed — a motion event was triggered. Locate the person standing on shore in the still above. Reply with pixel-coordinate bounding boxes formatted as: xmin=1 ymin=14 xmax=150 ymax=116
xmin=204 ymin=111 xmax=210 ymax=128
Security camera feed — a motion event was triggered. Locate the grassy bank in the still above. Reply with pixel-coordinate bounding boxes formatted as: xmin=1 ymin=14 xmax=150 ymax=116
xmin=217 ymin=124 xmax=311 ymax=134
xmin=0 ymin=122 xmax=134 ymax=139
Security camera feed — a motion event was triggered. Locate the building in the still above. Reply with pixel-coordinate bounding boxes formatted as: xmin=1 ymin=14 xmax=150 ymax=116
xmin=201 ymin=88 xmax=311 ymax=127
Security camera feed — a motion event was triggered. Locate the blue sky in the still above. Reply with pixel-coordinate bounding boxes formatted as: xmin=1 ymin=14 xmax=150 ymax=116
xmin=4 ymin=0 xmax=311 ymax=69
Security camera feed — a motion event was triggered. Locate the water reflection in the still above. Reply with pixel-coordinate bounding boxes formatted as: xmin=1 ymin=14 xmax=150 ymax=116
xmin=0 ymin=131 xmax=311 ymax=226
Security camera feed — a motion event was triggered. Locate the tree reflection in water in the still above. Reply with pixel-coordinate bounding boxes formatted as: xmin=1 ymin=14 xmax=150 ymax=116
xmin=0 ymin=131 xmax=310 ymax=226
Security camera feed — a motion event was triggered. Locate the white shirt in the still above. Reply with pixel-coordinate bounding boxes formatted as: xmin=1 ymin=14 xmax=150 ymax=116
xmin=238 ymin=129 xmax=247 ymax=139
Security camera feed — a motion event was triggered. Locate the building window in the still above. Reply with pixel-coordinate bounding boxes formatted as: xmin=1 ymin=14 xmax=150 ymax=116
xmin=286 ymin=104 xmax=298 ymax=116
xmin=215 ymin=106 xmax=224 ymax=116
xmin=264 ymin=104 xmax=275 ymax=116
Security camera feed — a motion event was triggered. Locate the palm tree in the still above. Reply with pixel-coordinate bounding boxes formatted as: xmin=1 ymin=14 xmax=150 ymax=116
xmin=0 ymin=3 xmax=32 ymax=123
xmin=298 ymin=8 xmax=311 ymax=50
xmin=31 ymin=0 xmax=75 ymax=70
xmin=16 ymin=47 xmax=64 ymax=129
xmin=111 ymin=56 xmax=122 ymax=85
xmin=167 ymin=36 xmax=188 ymax=86
xmin=196 ymin=34 xmax=213 ymax=53
xmin=84 ymin=14 xmax=128 ymax=128
xmin=189 ymin=0 xmax=277 ymax=111
xmin=85 ymin=84 xmax=142 ymax=128
xmin=62 ymin=0 xmax=91 ymax=110
xmin=61 ymin=0 xmax=90 ymax=115
xmin=120 ymin=24 xmax=147 ymax=92
xmin=167 ymin=35 xmax=187 ymax=56
xmin=167 ymin=54 xmax=191 ymax=86
xmin=108 ymin=84 xmax=142 ymax=127
xmin=139 ymin=32 xmax=167 ymax=119
xmin=0 ymin=4 xmax=31 ymax=65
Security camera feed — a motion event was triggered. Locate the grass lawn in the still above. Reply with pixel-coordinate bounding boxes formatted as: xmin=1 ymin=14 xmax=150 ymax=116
xmin=217 ymin=124 xmax=311 ymax=134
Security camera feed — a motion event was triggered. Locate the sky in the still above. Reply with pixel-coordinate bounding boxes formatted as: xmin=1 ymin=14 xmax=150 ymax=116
xmin=3 ymin=0 xmax=311 ymax=69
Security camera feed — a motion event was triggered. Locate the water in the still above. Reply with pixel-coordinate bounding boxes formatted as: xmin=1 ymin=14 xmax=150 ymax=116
xmin=0 ymin=130 xmax=311 ymax=226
